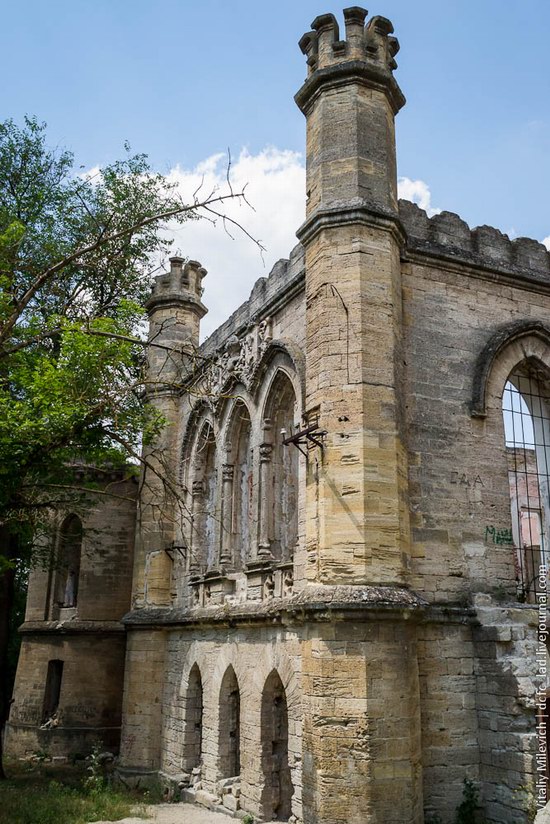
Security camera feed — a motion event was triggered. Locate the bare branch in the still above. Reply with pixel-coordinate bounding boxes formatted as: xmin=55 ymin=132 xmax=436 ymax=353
xmin=0 ymin=189 xmax=253 ymax=346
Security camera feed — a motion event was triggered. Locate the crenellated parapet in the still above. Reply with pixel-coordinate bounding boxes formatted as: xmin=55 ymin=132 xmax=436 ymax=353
xmin=145 ymin=256 xmax=208 ymax=383
xmin=300 ymin=7 xmax=399 ymax=73
xmin=296 ymin=7 xmax=405 ymax=116
xmin=399 ymin=200 xmax=550 ymax=284
xmin=296 ymin=8 xmax=405 ymax=220
xmin=145 ymin=256 xmax=207 ymax=318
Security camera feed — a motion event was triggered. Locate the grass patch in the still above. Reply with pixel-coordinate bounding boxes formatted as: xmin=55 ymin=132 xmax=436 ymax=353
xmin=0 ymin=760 xmax=149 ymax=824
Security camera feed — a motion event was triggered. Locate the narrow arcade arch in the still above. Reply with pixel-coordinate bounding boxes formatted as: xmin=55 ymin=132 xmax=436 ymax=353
xmin=54 ymin=514 xmax=83 ymax=608
xmin=218 ymin=665 xmax=241 ymax=779
xmin=183 ymin=663 xmax=203 ymax=771
xmin=260 ymin=669 xmax=293 ymax=821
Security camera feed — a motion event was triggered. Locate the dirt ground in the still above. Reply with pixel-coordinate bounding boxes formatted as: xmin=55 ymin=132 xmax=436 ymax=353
xmin=90 ymin=802 xmax=235 ymax=824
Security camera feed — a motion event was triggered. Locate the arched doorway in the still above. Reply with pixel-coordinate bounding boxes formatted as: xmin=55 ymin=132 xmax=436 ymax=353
xmin=261 ymin=670 xmax=293 ymax=820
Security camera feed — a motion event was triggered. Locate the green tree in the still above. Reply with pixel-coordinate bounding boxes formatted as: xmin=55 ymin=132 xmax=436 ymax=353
xmin=0 ymin=117 xmax=255 ymax=777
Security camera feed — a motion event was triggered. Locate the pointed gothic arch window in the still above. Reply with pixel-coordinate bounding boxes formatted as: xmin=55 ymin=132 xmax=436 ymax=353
xmin=223 ymin=401 xmax=252 ymax=569
xmin=191 ymin=423 xmax=217 ymax=572
xmin=54 ymin=514 xmax=82 ymax=608
xmin=502 ymin=363 xmax=550 ymax=601
xmin=260 ymin=669 xmax=293 ymax=820
xmin=263 ymin=372 xmax=299 ymax=562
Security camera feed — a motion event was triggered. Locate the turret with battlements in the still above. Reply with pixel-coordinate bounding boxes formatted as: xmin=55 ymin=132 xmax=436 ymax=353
xmin=296 ymin=12 xmax=423 ymax=823
xmin=296 ymin=7 xmax=411 ymax=589
xmin=132 ymin=257 xmax=207 ymax=610
xmin=145 ymin=257 xmax=207 ymax=390
xmin=296 ymin=7 xmax=405 ymax=224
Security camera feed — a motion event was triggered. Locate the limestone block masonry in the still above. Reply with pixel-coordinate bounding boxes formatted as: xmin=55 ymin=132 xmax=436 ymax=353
xmin=6 ymin=7 xmax=548 ymax=824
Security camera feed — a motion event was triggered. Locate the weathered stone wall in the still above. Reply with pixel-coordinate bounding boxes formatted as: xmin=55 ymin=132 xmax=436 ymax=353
xmin=6 ymin=475 xmax=137 ymax=761
xmin=11 ymin=7 xmax=549 ymax=823
xmin=24 ymin=476 xmax=137 ymax=622
xmin=120 ymin=590 xmax=427 ymax=824
xmin=5 ymin=631 xmax=127 ymax=758
xmin=401 ymin=202 xmax=550 ymax=603
xmin=400 ymin=202 xmax=544 ymax=820
xmin=119 ymin=629 xmax=167 ymax=773
xmin=417 ymin=616 xmax=480 ymax=819
xmin=159 ymin=624 xmax=303 ymax=820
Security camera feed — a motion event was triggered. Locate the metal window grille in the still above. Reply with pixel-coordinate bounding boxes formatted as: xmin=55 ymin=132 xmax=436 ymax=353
xmin=503 ymin=370 xmax=550 ymax=602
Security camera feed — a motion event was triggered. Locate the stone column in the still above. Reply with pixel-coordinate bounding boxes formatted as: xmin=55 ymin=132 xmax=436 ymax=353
xmin=220 ymin=463 xmax=234 ymax=567
xmin=257 ymin=421 xmax=273 ymax=560
xmin=189 ymin=480 xmax=204 ymax=576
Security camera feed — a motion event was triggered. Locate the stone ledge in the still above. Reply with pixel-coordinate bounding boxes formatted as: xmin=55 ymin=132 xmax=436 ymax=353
xmin=123 ymin=585 xmax=429 ymax=628
xmin=19 ymin=620 xmax=126 ymax=635
xmin=296 ymin=199 xmax=406 ymax=247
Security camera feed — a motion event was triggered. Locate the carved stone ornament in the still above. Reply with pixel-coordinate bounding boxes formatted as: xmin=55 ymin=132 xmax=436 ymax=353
xmin=283 ymin=568 xmax=294 ymax=597
xmin=263 ymin=573 xmax=275 ymax=600
xmin=204 ymin=318 xmax=273 ymax=398
xmin=192 ymin=480 xmax=205 ymax=496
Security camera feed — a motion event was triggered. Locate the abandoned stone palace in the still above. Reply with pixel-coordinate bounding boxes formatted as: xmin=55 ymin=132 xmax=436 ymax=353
xmin=5 ymin=7 xmax=549 ymax=823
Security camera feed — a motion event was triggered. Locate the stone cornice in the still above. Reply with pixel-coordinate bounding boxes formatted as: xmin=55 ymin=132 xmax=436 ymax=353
xmin=297 ymin=202 xmax=406 ymax=248
xmin=19 ymin=620 xmax=126 ymax=635
xmin=295 ymin=59 xmax=406 ymax=116
xmin=122 ymin=585 xmax=428 ymax=630
xmin=145 ymin=291 xmax=207 ymax=319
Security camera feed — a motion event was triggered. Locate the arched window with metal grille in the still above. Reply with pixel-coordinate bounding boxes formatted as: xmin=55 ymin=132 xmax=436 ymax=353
xmin=502 ymin=364 xmax=550 ymax=602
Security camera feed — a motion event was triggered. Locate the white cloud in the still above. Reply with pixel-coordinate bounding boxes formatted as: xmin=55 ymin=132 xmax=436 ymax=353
xmin=83 ymin=153 xmax=443 ymax=341
xmin=166 ymin=148 xmax=306 ymax=339
xmin=543 ymin=236 xmax=550 ymax=251
xmin=397 ymin=176 xmax=441 ymax=217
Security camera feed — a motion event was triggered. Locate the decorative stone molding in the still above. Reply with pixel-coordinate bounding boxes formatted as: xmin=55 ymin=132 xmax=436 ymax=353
xmin=203 ymin=318 xmax=273 ymax=399
xmin=470 ymin=321 xmax=550 ymax=418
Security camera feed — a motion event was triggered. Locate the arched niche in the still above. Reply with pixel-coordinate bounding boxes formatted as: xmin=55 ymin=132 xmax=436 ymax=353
xmin=260 ymin=669 xmax=293 ymax=821
xmin=223 ymin=399 xmax=253 ymax=569
xmin=54 ymin=514 xmax=83 ymax=609
xmin=190 ymin=421 xmax=218 ymax=572
xmin=218 ymin=665 xmax=241 ymax=780
xmin=262 ymin=371 xmax=299 ymax=562
xmin=183 ymin=663 xmax=203 ymax=772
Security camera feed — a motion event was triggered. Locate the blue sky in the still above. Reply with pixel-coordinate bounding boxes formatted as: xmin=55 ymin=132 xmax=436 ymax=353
xmin=2 ymin=1 xmax=550 ymax=335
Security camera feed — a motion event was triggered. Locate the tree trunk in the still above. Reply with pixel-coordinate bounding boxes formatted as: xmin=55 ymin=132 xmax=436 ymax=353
xmin=0 ymin=528 xmax=17 ymax=780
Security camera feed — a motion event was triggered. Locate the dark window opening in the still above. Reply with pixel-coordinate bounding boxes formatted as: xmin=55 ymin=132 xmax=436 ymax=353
xmin=42 ymin=659 xmax=63 ymax=724
xmin=261 ymin=670 xmax=293 ymax=820
xmin=219 ymin=665 xmax=241 ymax=779
xmin=54 ymin=514 xmax=83 ymax=608
xmin=184 ymin=664 xmax=203 ymax=771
